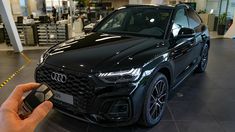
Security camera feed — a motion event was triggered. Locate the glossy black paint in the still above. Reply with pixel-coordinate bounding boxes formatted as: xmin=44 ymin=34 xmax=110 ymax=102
xmin=44 ymin=33 xmax=166 ymax=72
xmin=35 ymin=4 xmax=210 ymax=126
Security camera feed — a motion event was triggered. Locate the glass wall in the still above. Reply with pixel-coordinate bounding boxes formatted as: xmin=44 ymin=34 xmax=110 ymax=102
xmin=45 ymin=0 xmax=70 ymax=13
xmin=206 ymin=0 xmax=234 ymax=19
xmin=20 ymin=0 xmax=29 ymax=16
xmin=206 ymin=0 xmax=221 ymax=15
xmin=227 ymin=1 xmax=235 ymax=18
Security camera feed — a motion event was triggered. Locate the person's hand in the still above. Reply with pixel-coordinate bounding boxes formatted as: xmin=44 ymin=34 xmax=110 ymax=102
xmin=0 ymin=83 xmax=53 ymax=132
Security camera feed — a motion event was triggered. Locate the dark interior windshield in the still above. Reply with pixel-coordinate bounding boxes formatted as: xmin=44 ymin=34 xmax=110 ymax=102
xmin=94 ymin=7 xmax=172 ymax=38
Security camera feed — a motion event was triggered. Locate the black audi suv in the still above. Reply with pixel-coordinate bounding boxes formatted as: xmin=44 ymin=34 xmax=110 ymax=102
xmin=35 ymin=4 xmax=210 ymax=127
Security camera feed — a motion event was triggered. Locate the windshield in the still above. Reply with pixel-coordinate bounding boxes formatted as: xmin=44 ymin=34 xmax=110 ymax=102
xmin=94 ymin=7 xmax=172 ymax=38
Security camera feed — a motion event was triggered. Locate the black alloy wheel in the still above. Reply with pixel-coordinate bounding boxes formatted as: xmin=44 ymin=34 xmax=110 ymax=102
xmin=196 ymin=43 xmax=209 ymax=73
xmin=140 ymin=73 xmax=169 ymax=127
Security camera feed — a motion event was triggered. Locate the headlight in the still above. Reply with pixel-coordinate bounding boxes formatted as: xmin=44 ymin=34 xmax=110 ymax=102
xmin=98 ymin=68 xmax=141 ymax=83
xmin=39 ymin=50 xmax=49 ymax=64
xmin=39 ymin=54 xmax=44 ymax=64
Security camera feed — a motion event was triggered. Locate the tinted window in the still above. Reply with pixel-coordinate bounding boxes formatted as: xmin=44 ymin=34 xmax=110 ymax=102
xmin=94 ymin=7 xmax=172 ymax=38
xmin=100 ymin=12 xmax=127 ymax=30
xmin=172 ymin=8 xmax=189 ymax=37
xmin=187 ymin=9 xmax=201 ymax=29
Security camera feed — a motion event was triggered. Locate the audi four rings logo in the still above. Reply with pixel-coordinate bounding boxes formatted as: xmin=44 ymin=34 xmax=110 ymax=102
xmin=51 ymin=72 xmax=67 ymax=83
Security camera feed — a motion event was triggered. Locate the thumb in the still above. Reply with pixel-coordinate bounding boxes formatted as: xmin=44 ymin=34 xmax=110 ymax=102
xmin=25 ymin=101 xmax=53 ymax=127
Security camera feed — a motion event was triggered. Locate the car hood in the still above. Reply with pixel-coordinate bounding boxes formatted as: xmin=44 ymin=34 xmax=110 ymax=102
xmin=44 ymin=33 xmax=167 ymax=72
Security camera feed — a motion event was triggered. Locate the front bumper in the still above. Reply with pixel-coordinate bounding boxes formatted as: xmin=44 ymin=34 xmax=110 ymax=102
xmin=35 ymin=63 xmax=146 ymax=126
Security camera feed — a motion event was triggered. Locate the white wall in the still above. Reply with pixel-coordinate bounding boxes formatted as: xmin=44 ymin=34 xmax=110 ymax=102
xmin=10 ymin=0 xmax=21 ymax=20
xmin=129 ymin=0 xmax=143 ymax=4
xmin=196 ymin=0 xmax=207 ymax=11
xmin=112 ymin=0 xmax=129 ymax=8
xmin=151 ymin=0 xmax=164 ymax=4
xmin=28 ymin=0 xmax=38 ymax=14
xmin=142 ymin=0 xmax=151 ymax=4
xmin=129 ymin=0 xmax=166 ymax=5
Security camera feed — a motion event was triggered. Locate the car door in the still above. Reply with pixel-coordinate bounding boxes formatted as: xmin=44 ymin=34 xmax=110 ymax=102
xmin=169 ymin=7 xmax=195 ymax=80
xmin=186 ymin=8 xmax=206 ymax=62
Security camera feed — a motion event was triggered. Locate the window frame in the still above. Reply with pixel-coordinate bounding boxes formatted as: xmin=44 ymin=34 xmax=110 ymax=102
xmin=93 ymin=7 xmax=173 ymax=39
xmin=186 ymin=8 xmax=202 ymax=29
xmin=170 ymin=6 xmax=190 ymax=37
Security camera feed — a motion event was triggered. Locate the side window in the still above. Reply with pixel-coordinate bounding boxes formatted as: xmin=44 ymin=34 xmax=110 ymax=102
xmin=172 ymin=8 xmax=189 ymax=37
xmin=187 ymin=9 xmax=201 ymax=29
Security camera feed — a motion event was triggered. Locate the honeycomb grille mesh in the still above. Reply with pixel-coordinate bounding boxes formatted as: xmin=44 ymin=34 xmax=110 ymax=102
xmin=35 ymin=65 xmax=95 ymax=113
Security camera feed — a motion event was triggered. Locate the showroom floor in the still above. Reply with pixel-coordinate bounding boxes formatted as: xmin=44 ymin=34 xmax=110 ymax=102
xmin=0 ymin=39 xmax=235 ymax=132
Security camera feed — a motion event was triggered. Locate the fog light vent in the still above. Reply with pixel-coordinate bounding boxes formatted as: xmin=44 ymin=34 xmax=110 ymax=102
xmin=106 ymin=99 xmax=129 ymax=121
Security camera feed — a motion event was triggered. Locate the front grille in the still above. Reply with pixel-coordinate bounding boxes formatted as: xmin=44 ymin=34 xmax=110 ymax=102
xmin=35 ymin=64 xmax=95 ymax=113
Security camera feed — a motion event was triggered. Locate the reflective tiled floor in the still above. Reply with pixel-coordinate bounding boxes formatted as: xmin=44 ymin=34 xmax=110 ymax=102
xmin=0 ymin=39 xmax=235 ymax=132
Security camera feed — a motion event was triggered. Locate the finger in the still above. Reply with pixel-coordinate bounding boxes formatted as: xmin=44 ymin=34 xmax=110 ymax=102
xmin=3 ymin=83 xmax=40 ymax=111
xmin=24 ymin=101 xmax=53 ymax=127
xmin=8 ymin=83 xmax=40 ymax=102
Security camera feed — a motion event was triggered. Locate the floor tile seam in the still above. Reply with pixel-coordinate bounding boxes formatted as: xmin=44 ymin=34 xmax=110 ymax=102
xmin=0 ymin=52 xmax=31 ymax=89
xmin=167 ymin=104 xmax=181 ymax=132
xmin=206 ymin=105 xmax=227 ymax=132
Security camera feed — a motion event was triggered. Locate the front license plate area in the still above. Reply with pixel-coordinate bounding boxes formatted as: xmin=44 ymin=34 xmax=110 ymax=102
xmin=53 ymin=90 xmax=74 ymax=105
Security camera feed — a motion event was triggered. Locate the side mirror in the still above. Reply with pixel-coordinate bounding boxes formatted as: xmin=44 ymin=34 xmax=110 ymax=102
xmin=177 ymin=28 xmax=195 ymax=39
xmin=201 ymin=25 xmax=206 ymax=31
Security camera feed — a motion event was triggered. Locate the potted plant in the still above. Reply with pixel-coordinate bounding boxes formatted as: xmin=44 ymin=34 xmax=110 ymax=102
xmin=217 ymin=13 xmax=227 ymax=35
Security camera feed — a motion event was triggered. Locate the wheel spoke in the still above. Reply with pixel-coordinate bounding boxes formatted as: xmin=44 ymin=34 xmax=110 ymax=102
xmin=149 ymin=79 xmax=168 ymax=120
xmin=154 ymin=107 xmax=158 ymax=118
xmin=151 ymin=95 xmax=157 ymax=102
xmin=201 ymin=48 xmax=208 ymax=68
xmin=160 ymin=83 xmax=165 ymax=96
xmin=159 ymin=93 xmax=167 ymax=104
xmin=155 ymin=81 xmax=164 ymax=97
xmin=149 ymin=102 xmax=156 ymax=112
xmin=158 ymin=82 xmax=162 ymax=95
xmin=155 ymin=103 xmax=161 ymax=117
xmin=150 ymin=103 xmax=157 ymax=117
xmin=155 ymin=83 xmax=160 ymax=95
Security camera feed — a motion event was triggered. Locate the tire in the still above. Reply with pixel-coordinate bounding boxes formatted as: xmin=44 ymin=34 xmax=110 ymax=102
xmin=195 ymin=43 xmax=209 ymax=73
xmin=139 ymin=73 xmax=169 ymax=127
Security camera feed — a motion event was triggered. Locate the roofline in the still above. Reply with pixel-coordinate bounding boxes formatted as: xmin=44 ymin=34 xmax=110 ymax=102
xmin=123 ymin=3 xmax=189 ymax=9
xmin=124 ymin=4 xmax=174 ymax=9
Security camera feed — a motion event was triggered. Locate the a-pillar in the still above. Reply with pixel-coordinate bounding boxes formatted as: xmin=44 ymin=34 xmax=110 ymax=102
xmin=0 ymin=0 xmax=23 ymax=52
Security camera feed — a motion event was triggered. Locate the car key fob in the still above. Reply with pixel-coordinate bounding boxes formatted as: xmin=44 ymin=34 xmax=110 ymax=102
xmin=19 ymin=84 xmax=53 ymax=117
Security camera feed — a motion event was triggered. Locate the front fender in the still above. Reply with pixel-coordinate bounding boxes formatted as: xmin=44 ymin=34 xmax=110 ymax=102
xmin=139 ymin=53 xmax=174 ymax=88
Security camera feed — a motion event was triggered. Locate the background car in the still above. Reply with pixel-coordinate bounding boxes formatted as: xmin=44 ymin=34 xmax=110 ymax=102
xmin=35 ymin=4 xmax=210 ymax=127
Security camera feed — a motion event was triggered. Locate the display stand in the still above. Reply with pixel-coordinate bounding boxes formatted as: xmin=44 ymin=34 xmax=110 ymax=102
xmin=224 ymin=11 xmax=235 ymax=38
xmin=37 ymin=23 xmax=68 ymax=46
